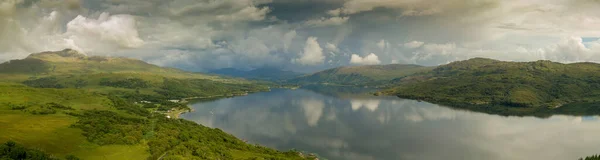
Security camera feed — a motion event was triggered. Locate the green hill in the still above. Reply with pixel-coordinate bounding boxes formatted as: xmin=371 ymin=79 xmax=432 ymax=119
xmin=0 ymin=49 xmax=266 ymax=99
xmin=0 ymin=49 xmax=227 ymax=80
xmin=0 ymin=49 xmax=316 ymax=160
xmin=382 ymin=58 xmax=600 ymax=116
xmin=288 ymin=64 xmax=433 ymax=86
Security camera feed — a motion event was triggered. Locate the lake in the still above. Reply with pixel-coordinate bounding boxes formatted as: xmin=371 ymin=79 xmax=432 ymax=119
xmin=181 ymin=88 xmax=600 ymax=160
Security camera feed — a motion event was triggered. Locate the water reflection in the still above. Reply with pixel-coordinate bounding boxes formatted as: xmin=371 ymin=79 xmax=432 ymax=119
xmin=181 ymin=89 xmax=600 ymax=160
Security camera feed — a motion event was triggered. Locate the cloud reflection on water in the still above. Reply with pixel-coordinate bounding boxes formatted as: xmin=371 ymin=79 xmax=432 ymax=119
xmin=183 ymin=89 xmax=600 ymax=160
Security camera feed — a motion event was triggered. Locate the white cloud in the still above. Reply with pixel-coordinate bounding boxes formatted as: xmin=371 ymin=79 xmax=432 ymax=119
xmin=377 ymin=39 xmax=386 ymax=50
xmin=403 ymin=41 xmax=425 ymax=49
xmin=294 ymin=37 xmax=325 ymax=65
xmin=5 ymin=0 xmax=600 ymax=71
xmin=216 ymin=6 xmax=270 ymax=22
xmin=423 ymin=43 xmax=456 ymax=56
xmin=65 ymin=13 xmax=144 ymax=52
xmin=350 ymin=53 xmax=381 ymax=65
xmin=283 ymin=30 xmax=297 ymax=52
xmin=327 ymin=8 xmax=342 ymax=16
xmin=542 ymin=36 xmax=593 ymax=62
xmin=325 ymin=42 xmax=339 ymax=52
xmin=304 ymin=17 xmax=349 ymax=27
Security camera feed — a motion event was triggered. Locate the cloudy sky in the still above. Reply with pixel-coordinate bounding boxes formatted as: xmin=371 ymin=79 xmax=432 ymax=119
xmin=2 ymin=0 xmax=600 ymax=72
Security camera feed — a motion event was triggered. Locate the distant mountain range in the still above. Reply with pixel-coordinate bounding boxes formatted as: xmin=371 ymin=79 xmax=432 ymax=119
xmin=209 ymin=67 xmax=304 ymax=81
xmin=288 ymin=64 xmax=433 ymax=86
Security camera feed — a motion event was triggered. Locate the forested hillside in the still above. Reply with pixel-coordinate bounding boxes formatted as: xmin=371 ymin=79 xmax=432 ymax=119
xmin=382 ymin=58 xmax=600 ymax=116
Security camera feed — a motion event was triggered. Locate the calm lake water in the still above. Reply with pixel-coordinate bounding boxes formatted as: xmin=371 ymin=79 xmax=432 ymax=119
xmin=181 ymin=88 xmax=600 ymax=160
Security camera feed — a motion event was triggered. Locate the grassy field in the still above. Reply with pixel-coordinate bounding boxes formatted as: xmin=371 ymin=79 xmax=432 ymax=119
xmin=0 ymin=84 xmax=151 ymax=159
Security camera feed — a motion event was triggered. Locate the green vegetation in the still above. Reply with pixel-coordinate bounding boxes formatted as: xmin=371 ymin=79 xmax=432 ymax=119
xmin=23 ymin=77 xmax=65 ymax=88
xmin=381 ymin=58 xmax=600 ymax=116
xmin=99 ymin=78 xmax=149 ymax=89
xmin=0 ymin=49 xmax=316 ymax=160
xmin=0 ymin=141 xmax=62 ymax=160
xmin=581 ymin=155 xmax=600 ymax=160
xmin=289 ymin=64 xmax=433 ymax=86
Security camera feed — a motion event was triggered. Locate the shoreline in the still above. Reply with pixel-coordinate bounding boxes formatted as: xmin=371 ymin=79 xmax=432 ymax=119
xmin=168 ymin=108 xmax=194 ymax=119
xmin=171 ymin=88 xmax=301 ymax=119
xmin=171 ymin=91 xmax=259 ymax=119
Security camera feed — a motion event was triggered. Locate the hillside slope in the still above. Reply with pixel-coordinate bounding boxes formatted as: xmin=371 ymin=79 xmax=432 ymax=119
xmin=289 ymin=64 xmax=433 ymax=86
xmin=0 ymin=49 xmax=225 ymax=80
xmin=0 ymin=49 xmax=267 ymax=99
xmin=0 ymin=49 xmax=315 ymax=160
xmin=383 ymin=58 xmax=600 ymax=116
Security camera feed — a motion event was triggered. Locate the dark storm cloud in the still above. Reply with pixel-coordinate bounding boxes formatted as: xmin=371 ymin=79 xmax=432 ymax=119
xmin=2 ymin=0 xmax=600 ymax=72
xmin=260 ymin=0 xmax=344 ymax=22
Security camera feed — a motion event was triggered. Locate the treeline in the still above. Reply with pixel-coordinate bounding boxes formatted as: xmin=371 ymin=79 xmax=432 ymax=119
xmin=0 ymin=141 xmax=80 ymax=160
xmin=7 ymin=102 xmax=74 ymax=115
xmin=72 ymin=106 xmax=315 ymax=159
xmin=580 ymin=155 xmax=600 ymax=160
xmin=99 ymin=78 xmax=149 ymax=89
xmin=23 ymin=77 xmax=64 ymax=88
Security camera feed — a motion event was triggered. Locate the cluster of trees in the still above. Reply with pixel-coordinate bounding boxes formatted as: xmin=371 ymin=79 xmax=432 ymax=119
xmin=0 ymin=141 xmax=57 ymax=160
xmin=99 ymin=78 xmax=149 ymax=89
xmin=7 ymin=102 xmax=74 ymax=115
xmin=107 ymin=91 xmax=190 ymax=113
xmin=72 ymin=110 xmax=150 ymax=145
xmin=23 ymin=77 xmax=64 ymax=88
xmin=147 ymin=115 xmax=312 ymax=159
xmin=0 ymin=141 xmax=80 ymax=160
xmin=107 ymin=95 xmax=150 ymax=116
xmin=72 ymin=106 xmax=314 ymax=159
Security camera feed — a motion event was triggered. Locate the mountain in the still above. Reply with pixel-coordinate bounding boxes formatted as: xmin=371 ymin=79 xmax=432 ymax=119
xmin=209 ymin=67 xmax=303 ymax=81
xmin=0 ymin=49 xmax=315 ymax=159
xmin=0 ymin=49 xmax=266 ymax=98
xmin=288 ymin=64 xmax=433 ymax=86
xmin=381 ymin=58 xmax=600 ymax=116
xmin=1 ymin=49 xmax=218 ymax=79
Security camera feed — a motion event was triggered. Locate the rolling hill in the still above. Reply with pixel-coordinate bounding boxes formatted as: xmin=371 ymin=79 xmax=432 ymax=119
xmin=381 ymin=58 xmax=600 ymax=116
xmin=0 ymin=49 xmax=267 ymax=99
xmin=288 ymin=64 xmax=433 ymax=86
xmin=0 ymin=49 xmax=315 ymax=160
xmin=0 ymin=49 xmax=225 ymax=80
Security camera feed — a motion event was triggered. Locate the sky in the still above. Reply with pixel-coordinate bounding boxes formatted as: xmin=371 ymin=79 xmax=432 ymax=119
xmin=2 ymin=0 xmax=600 ymax=72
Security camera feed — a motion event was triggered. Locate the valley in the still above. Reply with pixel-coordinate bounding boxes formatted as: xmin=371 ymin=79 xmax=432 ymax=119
xmin=0 ymin=49 xmax=316 ymax=160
